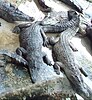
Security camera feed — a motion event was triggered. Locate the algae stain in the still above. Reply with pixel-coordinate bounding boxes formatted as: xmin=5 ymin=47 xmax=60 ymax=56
xmin=0 ymin=18 xmax=19 ymax=51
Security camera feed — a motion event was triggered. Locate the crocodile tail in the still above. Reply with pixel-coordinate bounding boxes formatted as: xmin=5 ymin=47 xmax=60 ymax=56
xmin=75 ymin=83 xmax=92 ymax=100
xmin=27 ymin=66 xmax=36 ymax=83
xmin=0 ymin=50 xmax=28 ymax=66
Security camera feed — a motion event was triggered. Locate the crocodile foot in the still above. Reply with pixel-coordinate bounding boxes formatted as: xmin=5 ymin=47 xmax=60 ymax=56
xmin=47 ymin=36 xmax=59 ymax=46
xmin=53 ymin=62 xmax=65 ymax=75
xmin=16 ymin=47 xmax=27 ymax=59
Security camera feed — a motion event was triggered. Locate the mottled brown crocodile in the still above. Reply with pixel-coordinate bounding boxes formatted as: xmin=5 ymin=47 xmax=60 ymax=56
xmin=41 ymin=10 xmax=80 ymax=33
xmin=48 ymin=25 xmax=92 ymax=99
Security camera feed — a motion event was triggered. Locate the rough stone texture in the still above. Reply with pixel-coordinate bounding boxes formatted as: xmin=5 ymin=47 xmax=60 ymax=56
xmin=0 ymin=66 xmax=76 ymax=100
xmin=0 ymin=18 xmax=19 ymax=51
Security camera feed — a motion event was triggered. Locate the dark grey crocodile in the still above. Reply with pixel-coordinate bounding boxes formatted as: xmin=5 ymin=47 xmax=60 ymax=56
xmin=0 ymin=0 xmax=34 ymax=22
xmin=37 ymin=0 xmax=52 ymax=12
xmin=41 ymin=10 xmax=80 ymax=33
xmin=48 ymin=25 xmax=92 ymax=99
xmin=12 ymin=21 xmax=55 ymax=83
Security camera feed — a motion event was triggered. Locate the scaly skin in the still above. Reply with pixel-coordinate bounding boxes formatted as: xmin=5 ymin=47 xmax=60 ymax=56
xmin=0 ymin=21 xmax=57 ymax=84
xmin=41 ymin=11 xmax=68 ymax=25
xmin=49 ymin=25 xmax=92 ymax=99
xmin=12 ymin=21 xmax=55 ymax=83
xmin=0 ymin=0 xmax=34 ymax=22
xmin=41 ymin=10 xmax=80 ymax=33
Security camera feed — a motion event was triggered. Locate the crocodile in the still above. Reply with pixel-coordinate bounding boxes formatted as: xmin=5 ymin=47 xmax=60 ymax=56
xmin=0 ymin=0 xmax=34 ymax=22
xmin=12 ymin=21 xmax=56 ymax=83
xmin=41 ymin=10 xmax=80 ymax=33
xmin=37 ymin=0 xmax=52 ymax=12
xmin=41 ymin=11 xmax=68 ymax=25
xmin=48 ymin=25 xmax=92 ymax=99
xmin=58 ymin=0 xmax=83 ymax=13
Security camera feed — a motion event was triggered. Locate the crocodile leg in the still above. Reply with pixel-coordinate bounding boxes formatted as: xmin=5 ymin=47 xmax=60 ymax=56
xmin=40 ymin=28 xmax=49 ymax=46
xmin=16 ymin=47 xmax=27 ymax=59
xmin=42 ymin=52 xmax=52 ymax=66
xmin=47 ymin=36 xmax=59 ymax=46
xmin=53 ymin=62 xmax=65 ymax=75
xmin=0 ymin=50 xmax=28 ymax=66
xmin=69 ymin=42 xmax=78 ymax=52
xmin=12 ymin=23 xmax=32 ymax=34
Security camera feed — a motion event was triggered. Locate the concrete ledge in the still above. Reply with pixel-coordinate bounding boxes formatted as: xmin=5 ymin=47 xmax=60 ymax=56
xmin=0 ymin=65 xmax=76 ymax=100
